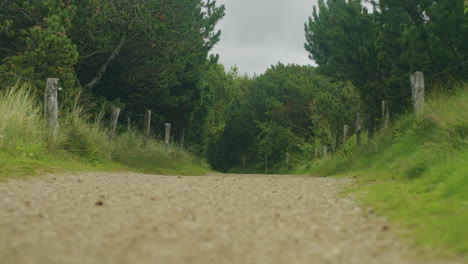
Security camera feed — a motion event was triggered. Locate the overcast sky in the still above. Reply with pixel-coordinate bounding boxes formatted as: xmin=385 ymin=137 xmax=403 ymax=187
xmin=210 ymin=0 xmax=318 ymax=76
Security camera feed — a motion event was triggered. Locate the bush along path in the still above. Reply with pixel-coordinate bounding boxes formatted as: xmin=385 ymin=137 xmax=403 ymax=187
xmin=0 ymin=83 xmax=209 ymax=178
xmin=293 ymin=85 xmax=468 ymax=259
xmin=0 ymin=172 xmax=464 ymax=264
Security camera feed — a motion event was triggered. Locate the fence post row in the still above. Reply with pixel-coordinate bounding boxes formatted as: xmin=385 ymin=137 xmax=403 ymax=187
xmin=382 ymin=100 xmax=389 ymax=130
xmin=108 ymin=107 xmax=121 ymax=140
xmin=41 ymin=74 xmax=427 ymax=165
xmin=355 ymin=113 xmax=361 ymax=147
xmin=410 ymin=71 xmax=425 ymax=115
xmin=45 ymin=78 xmax=59 ymax=140
xmin=164 ymin=123 xmax=171 ymax=145
xmin=311 ymin=73 xmax=425 ymax=161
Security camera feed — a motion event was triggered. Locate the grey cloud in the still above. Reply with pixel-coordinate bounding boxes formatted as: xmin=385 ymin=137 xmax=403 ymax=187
xmin=211 ymin=0 xmax=318 ymax=75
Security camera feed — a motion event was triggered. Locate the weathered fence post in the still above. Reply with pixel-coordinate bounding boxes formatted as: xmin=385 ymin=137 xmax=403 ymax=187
xmin=143 ymin=110 xmax=151 ymax=145
xmin=355 ymin=113 xmax=361 ymax=147
xmin=314 ymin=148 xmax=318 ymax=160
xmin=108 ymin=107 xmax=120 ymax=140
xmin=410 ymin=71 xmax=425 ymax=115
xmin=164 ymin=123 xmax=171 ymax=145
xmin=45 ymin=78 xmax=59 ymax=140
xmin=323 ymin=145 xmax=328 ymax=158
xmin=331 ymin=134 xmax=337 ymax=153
xmin=382 ymin=100 xmax=390 ymax=130
xmin=285 ymin=152 xmax=290 ymax=167
xmin=265 ymin=154 xmax=268 ymax=174
xmin=343 ymin=125 xmax=349 ymax=146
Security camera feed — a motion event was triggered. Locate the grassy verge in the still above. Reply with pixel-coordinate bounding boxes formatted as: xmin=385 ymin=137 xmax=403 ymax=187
xmin=294 ymin=84 xmax=468 ymax=259
xmin=0 ymin=84 xmax=210 ymax=179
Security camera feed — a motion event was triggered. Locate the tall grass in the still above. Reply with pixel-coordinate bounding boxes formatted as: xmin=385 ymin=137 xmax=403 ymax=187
xmin=0 ymin=83 xmax=209 ymax=177
xmin=294 ymin=83 xmax=468 ymax=258
xmin=0 ymin=84 xmax=46 ymax=156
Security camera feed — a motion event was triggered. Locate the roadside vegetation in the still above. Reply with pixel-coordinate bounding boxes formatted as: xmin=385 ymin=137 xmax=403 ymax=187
xmin=0 ymin=0 xmax=466 ymax=258
xmin=0 ymin=1 xmax=465 ymax=173
xmin=0 ymin=83 xmax=209 ymax=178
xmin=294 ymin=84 xmax=468 ymax=258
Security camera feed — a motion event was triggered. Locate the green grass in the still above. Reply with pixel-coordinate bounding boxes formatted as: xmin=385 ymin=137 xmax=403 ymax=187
xmin=294 ymin=83 xmax=468 ymax=259
xmin=0 ymin=83 xmax=210 ymax=178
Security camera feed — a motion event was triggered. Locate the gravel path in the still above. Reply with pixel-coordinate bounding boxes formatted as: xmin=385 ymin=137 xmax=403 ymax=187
xmin=0 ymin=172 xmax=458 ymax=264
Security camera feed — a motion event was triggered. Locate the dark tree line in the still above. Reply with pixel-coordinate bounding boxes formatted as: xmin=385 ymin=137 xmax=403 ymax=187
xmin=304 ymin=0 xmax=467 ymax=120
xmin=0 ymin=0 xmax=225 ymax=140
xmin=1 ymin=0 xmax=466 ymax=172
xmin=195 ymin=63 xmax=362 ymax=172
xmin=204 ymin=0 xmax=466 ymax=171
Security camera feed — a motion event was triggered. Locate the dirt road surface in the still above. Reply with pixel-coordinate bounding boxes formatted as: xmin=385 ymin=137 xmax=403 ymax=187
xmin=0 ymin=172 xmax=457 ymax=264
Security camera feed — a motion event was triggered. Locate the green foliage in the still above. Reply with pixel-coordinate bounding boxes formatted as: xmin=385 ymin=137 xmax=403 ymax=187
xmin=202 ymin=63 xmax=363 ymax=172
xmin=305 ymin=0 xmax=380 ymax=108
xmin=70 ymin=0 xmax=226 ymax=135
xmin=112 ymin=128 xmax=208 ymax=175
xmin=0 ymin=82 xmax=45 ymax=154
xmin=0 ymin=0 xmax=78 ymax=89
xmin=295 ymin=84 xmax=468 ymax=257
xmin=188 ymin=61 xmax=239 ymax=154
xmin=256 ymin=120 xmax=296 ymax=160
xmin=0 ymin=83 xmax=209 ymax=178
xmin=0 ymin=0 xmax=226 ymax=140
xmin=2 ymin=0 xmax=465 ymax=182
xmin=305 ymin=0 xmax=468 ymax=117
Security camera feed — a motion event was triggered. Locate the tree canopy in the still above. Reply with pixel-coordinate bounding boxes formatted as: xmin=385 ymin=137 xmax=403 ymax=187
xmin=1 ymin=0 xmax=466 ymax=172
xmin=0 ymin=0 xmax=225 ymax=131
xmin=305 ymin=0 xmax=467 ymax=117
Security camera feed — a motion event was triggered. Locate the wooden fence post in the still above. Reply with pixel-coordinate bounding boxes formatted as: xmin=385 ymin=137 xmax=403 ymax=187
xmin=45 ymin=78 xmax=59 ymax=140
xmin=355 ymin=113 xmax=361 ymax=147
xmin=410 ymin=71 xmax=425 ymax=115
xmin=285 ymin=152 xmax=290 ymax=167
xmin=331 ymin=134 xmax=337 ymax=153
xmin=265 ymin=154 xmax=268 ymax=174
xmin=108 ymin=107 xmax=120 ymax=140
xmin=314 ymin=148 xmax=318 ymax=160
xmin=323 ymin=145 xmax=328 ymax=158
xmin=164 ymin=123 xmax=171 ymax=145
xmin=343 ymin=125 xmax=349 ymax=146
xmin=143 ymin=110 xmax=151 ymax=145
xmin=382 ymin=100 xmax=389 ymax=130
